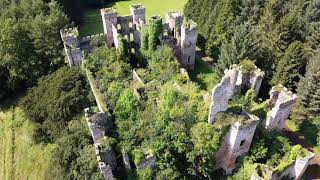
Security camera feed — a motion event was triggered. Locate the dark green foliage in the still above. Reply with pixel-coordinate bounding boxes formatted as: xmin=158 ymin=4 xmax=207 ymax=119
xmin=20 ymin=66 xmax=90 ymax=140
xmin=45 ymin=117 xmax=102 ymax=180
xmin=0 ymin=0 xmax=68 ymax=99
xmin=271 ymin=41 xmax=305 ymax=90
xmin=140 ymin=25 xmax=149 ymax=51
xmin=292 ymin=52 xmax=320 ymax=121
xmin=0 ymin=18 xmax=38 ymax=98
xmin=148 ymin=16 xmax=163 ymax=51
xmin=217 ymin=24 xmax=256 ymax=75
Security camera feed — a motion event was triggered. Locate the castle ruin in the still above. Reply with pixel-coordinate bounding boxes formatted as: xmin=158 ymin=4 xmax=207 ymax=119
xmin=61 ymin=5 xmax=197 ymax=70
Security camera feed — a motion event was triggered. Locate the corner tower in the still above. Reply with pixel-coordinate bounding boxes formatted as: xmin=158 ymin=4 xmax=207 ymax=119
xmin=60 ymin=27 xmax=82 ymax=66
xmin=181 ymin=20 xmax=197 ymax=70
xmin=101 ymin=8 xmax=118 ymax=48
xmin=166 ymin=12 xmax=183 ymax=42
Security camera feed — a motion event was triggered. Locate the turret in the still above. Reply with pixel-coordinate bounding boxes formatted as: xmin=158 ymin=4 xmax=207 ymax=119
xmin=166 ymin=11 xmax=183 ymax=42
xmin=101 ymin=8 xmax=118 ymax=48
xmin=181 ymin=20 xmax=197 ymax=70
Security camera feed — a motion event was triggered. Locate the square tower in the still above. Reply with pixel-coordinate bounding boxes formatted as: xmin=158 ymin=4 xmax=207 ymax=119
xmin=181 ymin=20 xmax=197 ymax=70
xmin=214 ymin=112 xmax=259 ymax=174
xmin=166 ymin=11 xmax=183 ymax=42
xmin=60 ymin=27 xmax=82 ymax=66
xmin=130 ymin=4 xmax=145 ymax=27
xmin=101 ymin=8 xmax=118 ymax=48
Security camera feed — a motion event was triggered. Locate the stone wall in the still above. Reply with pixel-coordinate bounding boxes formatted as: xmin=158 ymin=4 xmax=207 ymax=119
xmin=101 ymin=8 xmax=118 ymax=48
xmin=84 ymin=108 xmax=117 ymax=180
xmin=208 ymin=65 xmax=239 ymax=123
xmin=250 ymin=153 xmax=315 ymax=180
xmin=278 ymin=153 xmax=315 ymax=180
xmin=265 ymin=85 xmax=297 ymax=131
xmin=60 ymin=28 xmax=82 ymax=66
xmin=180 ymin=20 xmax=197 ymax=70
xmin=166 ymin=12 xmax=183 ymax=43
xmin=214 ymin=112 xmax=259 ymax=174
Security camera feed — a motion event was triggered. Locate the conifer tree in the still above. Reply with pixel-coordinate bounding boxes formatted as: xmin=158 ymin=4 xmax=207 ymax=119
xmin=217 ymin=23 xmax=256 ymax=75
xmin=271 ymin=41 xmax=305 ymax=90
xmin=292 ymin=52 xmax=320 ymax=121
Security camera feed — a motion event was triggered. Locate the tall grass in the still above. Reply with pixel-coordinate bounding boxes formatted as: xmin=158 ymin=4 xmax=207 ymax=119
xmin=0 ymin=108 xmax=55 ymax=180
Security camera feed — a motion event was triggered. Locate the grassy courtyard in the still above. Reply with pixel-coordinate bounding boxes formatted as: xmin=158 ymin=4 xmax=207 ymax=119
xmin=80 ymin=0 xmax=187 ymax=36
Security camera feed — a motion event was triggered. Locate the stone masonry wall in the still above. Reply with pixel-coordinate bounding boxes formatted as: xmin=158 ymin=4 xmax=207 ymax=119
xmin=84 ymin=109 xmax=117 ymax=180
xmin=215 ymin=114 xmax=259 ymax=174
xmin=265 ymin=85 xmax=297 ymax=131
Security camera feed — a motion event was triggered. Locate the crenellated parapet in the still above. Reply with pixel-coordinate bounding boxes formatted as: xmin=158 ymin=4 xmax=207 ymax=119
xmin=265 ymin=85 xmax=297 ymax=131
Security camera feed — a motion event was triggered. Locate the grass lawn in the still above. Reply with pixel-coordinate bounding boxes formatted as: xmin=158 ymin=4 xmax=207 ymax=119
xmin=80 ymin=0 xmax=187 ymax=37
xmin=0 ymin=107 xmax=54 ymax=180
xmin=190 ymin=57 xmax=219 ymax=91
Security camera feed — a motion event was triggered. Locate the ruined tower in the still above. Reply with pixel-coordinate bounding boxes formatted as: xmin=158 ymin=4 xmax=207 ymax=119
xmin=215 ymin=112 xmax=259 ymax=174
xmin=130 ymin=4 xmax=146 ymax=47
xmin=166 ymin=12 xmax=183 ymax=43
xmin=181 ymin=20 xmax=197 ymax=70
xmin=265 ymin=85 xmax=297 ymax=131
xmin=60 ymin=27 xmax=82 ymax=66
xmin=101 ymin=8 xmax=118 ymax=48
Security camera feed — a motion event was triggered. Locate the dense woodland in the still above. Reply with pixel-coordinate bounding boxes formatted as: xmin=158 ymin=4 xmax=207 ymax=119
xmin=0 ymin=0 xmax=320 ymax=179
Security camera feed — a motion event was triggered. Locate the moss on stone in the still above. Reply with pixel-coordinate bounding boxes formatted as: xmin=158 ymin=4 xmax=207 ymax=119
xmin=240 ymin=59 xmax=256 ymax=74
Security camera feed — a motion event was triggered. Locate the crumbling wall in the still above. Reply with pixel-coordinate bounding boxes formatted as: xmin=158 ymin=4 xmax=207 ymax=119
xmin=137 ymin=155 xmax=156 ymax=169
xmin=236 ymin=67 xmax=264 ymax=95
xmin=215 ymin=113 xmax=259 ymax=174
xmin=278 ymin=153 xmax=315 ymax=180
xmin=208 ymin=66 xmax=239 ymax=123
xmin=250 ymin=164 xmax=273 ymax=180
xmin=265 ymin=85 xmax=297 ymax=131
xmin=84 ymin=109 xmax=117 ymax=180
xmin=166 ymin=12 xmax=183 ymax=43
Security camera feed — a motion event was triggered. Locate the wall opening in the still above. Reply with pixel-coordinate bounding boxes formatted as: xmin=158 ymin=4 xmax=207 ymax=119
xmin=112 ymin=43 xmax=115 ymax=47
xmin=188 ymin=56 xmax=191 ymax=63
xmin=172 ymin=28 xmax=175 ymax=37
xmin=240 ymin=140 xmax=245 ymax=147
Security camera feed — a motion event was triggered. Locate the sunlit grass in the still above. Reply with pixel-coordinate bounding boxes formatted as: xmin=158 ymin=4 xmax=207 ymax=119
xmin=0 ymin=108 xmax=54 ymax=180
xmin=80 ymin=0 xmax=187 ymax=36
